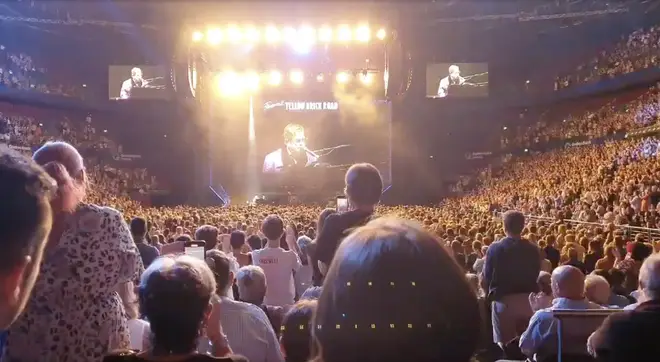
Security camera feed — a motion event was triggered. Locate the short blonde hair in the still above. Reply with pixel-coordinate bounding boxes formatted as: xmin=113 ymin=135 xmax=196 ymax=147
xmin=584 ymin=275 xmax=610 ymax=305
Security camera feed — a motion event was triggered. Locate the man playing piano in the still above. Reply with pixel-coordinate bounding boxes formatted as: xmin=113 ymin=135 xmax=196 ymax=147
xmin=119 ymin=67 xmax=147 ymax=99
xmin=437 ymin=64 xmax=466 ymax=98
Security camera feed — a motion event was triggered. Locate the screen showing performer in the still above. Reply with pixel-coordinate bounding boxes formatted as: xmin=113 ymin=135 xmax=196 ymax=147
xmin=426 ymin=63 xmax=489 ymax=98
xmin=108 ymin=65 xmax=168 ymax=100
xmin=263 ymin=123 xmax=320 ymax=172
xmin=256 ymin=98 xmax=391 ymax=185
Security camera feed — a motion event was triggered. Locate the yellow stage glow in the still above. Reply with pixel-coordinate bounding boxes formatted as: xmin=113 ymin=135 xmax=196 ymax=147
xmin=267 ymin=70 xmax=283 ymax=86
xmin=245 ymin=72 xmax=260 ymax=92
xmin=207 ymin=28 xmax=222 ymax=45
xmin=283 ymin=27 xmax=297 ymax=43
xmin=290 ymin=70 xmax=304 ymax=84
xmin=192 ymin=31 xmax=204 ymax=42
xmin=298 ymin=26 xmax=316 ymax=45
xmin=244 ymin=26 xmax=260 ymax=42
xmin=318 ymin=26 xmax=333 ymax=42
xmin=376 ymin=28 xmax=387 ymax=40
xmin=336 ymin=71 xmax=350 ymax=84
xmin=337 ymin=25 xmax=352 ymax=42
xmin=217 ymin=71 xmax=242 ymax=96
xmin=355 ymin=25 xmax=370 ymax=43
xmin=226 ymin=25 xmax=242 ymax=43
xmin=359 ymin=72 xmax=374 ymax=85
xmin=265 ymin=26 xmax=281 ymax=43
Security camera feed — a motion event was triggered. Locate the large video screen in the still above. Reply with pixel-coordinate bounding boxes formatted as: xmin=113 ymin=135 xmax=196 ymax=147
xmin=255 ymin=98 xmax=391 ymax=187
xmin=426 ymin=63 xmax=489 ymax=98
xmin=108 ymin=65 xmax=168 ymax=100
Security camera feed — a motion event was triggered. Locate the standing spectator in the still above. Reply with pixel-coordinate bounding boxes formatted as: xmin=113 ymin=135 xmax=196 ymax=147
xmin=131 ymin=217 xmax=159 ymax=268
xmin=544 ymin=235 xmax=560 ymax=269
xmin=0 ymin=147 xmax=54 ymax=330
xmin=4 ymin=141 xmax=144 ymax=362
xmin=316 ymin=163 xmax=383 ymax=276
xmin=229 ymin=231 xmax=251 ymax=268
xmin=252 ymin=215 xmax=301 ymax=307
xmin=309 ymin=208 xmax=334 ymax=287
xmin=482 ymin=210 xmax=541 ymax=347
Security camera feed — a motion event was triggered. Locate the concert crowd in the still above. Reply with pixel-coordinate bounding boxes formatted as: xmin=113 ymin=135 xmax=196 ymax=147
xmin=4 ymin=13 xmax=660 ymax=362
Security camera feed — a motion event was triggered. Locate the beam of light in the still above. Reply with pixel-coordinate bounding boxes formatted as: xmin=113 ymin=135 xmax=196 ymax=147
xmin=216 ymin=71 xmax=243 ymax=97
xmin=336 ymin=71 xmax=350 ymax=84
xmin=359 ymin=72 xmax=374 ymax=85
xmin=337 ymin=24 xmax=352 ymax=42
xmin=207 ymin=28 xmax=222 ymax=45
xmin=265 ymin=25 xmax=281 ymax=43
xmin=290 ymin=70 xmax=304 ymax=84
xmin=226 ymin=25 xmax=242 ymax=43
xmin=267 ymin=70 xmax=282 ymax=86
xmin=355 ymin=25 xmax=371 ymax=43
xmin=376 ymin=28 xmax=387 ymax=40
xmin=318 ymin=26 xmax=333 ymax=42
xmin=245 ymin=71 xmax=260 ymax=92
xmin=244 ymin=26 xmax=260 ymax=42
xmin=192 ymin=31 xmax=204 ymax=42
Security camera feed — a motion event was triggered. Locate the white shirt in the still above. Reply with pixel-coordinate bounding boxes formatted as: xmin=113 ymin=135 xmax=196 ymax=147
xmin=252 ymin=246 xmax=301 ymax=306
xmin=127 ymin=319 xmax=150 ymax=350
xmin=519 ymin=297 xmax=602 ymax=358
xmin=215 ymin=297 xmax=284 ymax=362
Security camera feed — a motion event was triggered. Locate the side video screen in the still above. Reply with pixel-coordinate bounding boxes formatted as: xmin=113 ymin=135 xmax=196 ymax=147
xmin=109 ymin=65 xmax=168 ymax=100
xmin=426 ymin=63 xmax=489 ymax=98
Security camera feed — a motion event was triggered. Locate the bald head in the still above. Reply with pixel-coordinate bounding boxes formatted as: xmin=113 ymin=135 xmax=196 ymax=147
xmin=639 ymin=253 xmax=660 ymax=301
xmin=552 ymin=265 xmax=585 ymax=299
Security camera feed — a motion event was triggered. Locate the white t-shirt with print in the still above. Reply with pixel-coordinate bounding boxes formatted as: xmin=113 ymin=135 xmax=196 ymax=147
xmin=252 ymin=246 xmax=301 ymax=307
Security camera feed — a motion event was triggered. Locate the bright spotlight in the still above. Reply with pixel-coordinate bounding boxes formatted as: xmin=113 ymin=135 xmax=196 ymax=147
xmin=316 ymin=73 xmax=325 ymax=82
xmin=265 ymin=26 xmax=281 ymax=43
xmin=217 ymin=71 xmax=243 ymax=97
xmin=290 ymin=70 xmax=304 ymax=84
xmin=226 ymin=25 xmax=242 ymax=43
xmin=299 ymin=26 xmax=316 ymax=44
xmin=267 ymin=70 xmax=282 ymax=86
xmin=244 ymin=26 xmax=260 ymax=42
xmin=376 ymin=28 xmax=387 ymax=40
xmin=207 ymin=28 xmax=222 ymax=45
xmin=192 ymin=31 xmax=204 ymax=42
xmin=318 ymin=26 xmax=333 ymax=42
xmin=337 ymin=25 xmax=352 ymax=42
xmin=336 ymin=71 xmax=350 ymax=84
xmin=283 ymin=26 xmax=297 ymax=43
xmin=355 ymin=25 xmax=370 ymax=43
xmin=359 ymin=72 xmax=374 ymax=85
xmin=245 ymin=71 xmax=260 ymax=92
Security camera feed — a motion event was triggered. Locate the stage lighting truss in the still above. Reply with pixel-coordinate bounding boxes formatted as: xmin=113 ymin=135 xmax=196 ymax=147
xmin=213 ymin=69 xmax=381 ymax=96
xmin=190 ymin=24 xmax=389 ymax=47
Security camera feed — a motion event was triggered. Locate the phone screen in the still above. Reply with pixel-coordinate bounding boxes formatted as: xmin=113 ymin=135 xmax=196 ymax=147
xmin=336 ymin=197 xmax=348 ymax=213
xmin=184 ymin=241 xmax=206 ymax=260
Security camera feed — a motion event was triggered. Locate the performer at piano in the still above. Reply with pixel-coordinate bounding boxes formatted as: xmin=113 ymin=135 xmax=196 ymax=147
xmin=437 ymin=64 xmax=466 ymax=98
xmin=119 ymin=67 xmax=147 ymax=99
xmin=263 ymin=123 xmax=319 ymax=173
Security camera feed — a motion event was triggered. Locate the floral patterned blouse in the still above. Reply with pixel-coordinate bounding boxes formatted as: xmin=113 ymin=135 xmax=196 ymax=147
xmin=2 ymin=204 xmax=144 ymax=362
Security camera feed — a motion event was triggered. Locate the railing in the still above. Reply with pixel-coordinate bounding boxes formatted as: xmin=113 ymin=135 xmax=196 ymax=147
xmin=525 ymin=214 xmax=660 ymax=241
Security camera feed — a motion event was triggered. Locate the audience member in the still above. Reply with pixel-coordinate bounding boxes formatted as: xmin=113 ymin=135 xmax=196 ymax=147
xmin=132 ymin=217 xmax=159 ymax=268
xmin=280 ymin=300 xmax=316 ymax=362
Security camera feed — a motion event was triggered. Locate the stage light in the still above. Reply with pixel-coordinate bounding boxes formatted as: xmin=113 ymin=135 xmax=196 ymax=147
xmin=290 ymin=70 xmax=304 ymax=84
xmin=318 ymin=26 xmax=333 ymax=42
xmin=316 ymin=73 xmax=325 ymax=82
xmin=336 ymin=71 xmax=350 ymax=84
xmin=337 ymin=25 xmax=352 ymax=42
xmin=207 ymin=28 xmax=222 ymax=45
xmin=244 ymin=26 xmax=260 ymax=42
xmin=192 ymin=31 xmax=204 ymax=42
xmin=265 ymin=26 xmax=281 ymax=43
xmin=355 ymin=25 xmax=370 ymax=43
xmin=299 ymin=26 xmax=316 ymax=44
xmin=267 ymin=70 xmax=282 ymax=86
xmin=376 ymin=28 xmax=387 ymax=40
xmin=359 ymin=72 xmax=374 ymax=85
xmin=245 ymin=71 xmax=260 ymax=91
xmin=217 ymin=71 xmax=243 ymax=97
xmin=226 ymin=25 xmax=242 ymax=43
xmin=283 ymin=27 xmax=297 ymax=44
